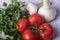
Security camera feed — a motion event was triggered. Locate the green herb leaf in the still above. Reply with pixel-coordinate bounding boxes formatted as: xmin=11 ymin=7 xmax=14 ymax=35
xmin=12 ymin=0 xmax=17 ymax=5
xmin=12 ymin=10 xmax=20 ymax=21
xmin=20 ymin=2 xmax=25 ymax=7
xmin=0 ymin=14 xmax=3 ymax=25
xmin=0 ymin=38 xmax=3 ymax=40
xmin=3 ymin=2 xmax=7 ymax=7
xmin=0 ymin=0 xmax=26 ymax=40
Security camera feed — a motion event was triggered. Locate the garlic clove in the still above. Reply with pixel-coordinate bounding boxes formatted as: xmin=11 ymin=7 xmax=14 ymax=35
xmin=26 ymin=2 xmax=38 ymax=15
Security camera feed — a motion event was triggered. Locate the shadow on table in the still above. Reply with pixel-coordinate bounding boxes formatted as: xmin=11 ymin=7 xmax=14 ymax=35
xmin=55 ymin=8 xmax=60 ymax=19
xmin=52 ymin=27 xmax=59 ymax=39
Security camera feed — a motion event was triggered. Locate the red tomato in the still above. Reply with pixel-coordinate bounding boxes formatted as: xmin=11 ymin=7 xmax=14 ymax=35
xmin=17 ymin=18 xmax=28 ymax=33
xmin=28 ymin=14 xmax=44 ymax=27
xmin=23 ymin=29 xmax=35 ymax=40
xmin=35 ymin=33 xmax=41 ymax=40
xmin=39 ymin=23 xmax=53 ymax=40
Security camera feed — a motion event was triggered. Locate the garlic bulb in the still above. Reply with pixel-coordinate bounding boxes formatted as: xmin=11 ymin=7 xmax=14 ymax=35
xmin=26 ymin=2 xmax=38 ymax=15
xmin=38 ymin=0 xmax=57 ymax=22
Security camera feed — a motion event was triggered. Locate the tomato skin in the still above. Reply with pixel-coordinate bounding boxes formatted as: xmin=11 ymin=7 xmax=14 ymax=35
xmin=28 ymin=14 xmax=44 ymax=27
xmin=35 ymin=33 xmax=41 ymax=40
xmin=17 ymin=18 xmax=28 ymax=33
xmin=39 ymin=23 xmax=53 ymax=40
xmin=23 ymin=29 xmax=35 ymax=40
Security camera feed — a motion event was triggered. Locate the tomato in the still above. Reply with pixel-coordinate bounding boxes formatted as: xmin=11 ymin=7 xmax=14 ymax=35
xmin=17 ymin=18 xmax=28 ymax=33
xmin=35 ymin=33 xmax=41 ymax=40
xmin=23 ymin=29 xmax=35 ymax=40
xmin=28 ymin=14 xmax=44 ymax=27
xmin=39 ymin=23 xmax=53 ymax=40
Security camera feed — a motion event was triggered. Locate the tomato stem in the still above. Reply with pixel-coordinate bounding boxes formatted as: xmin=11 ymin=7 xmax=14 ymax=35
xmin=28 ymin=27 xmax=38 ymax=33
xmin=34 ymin=22 xmax=39 ymax=27
xmin=41 ymin=27 xmax=46 ymax=31
xmin=28 ymin=26 xmax=46 ymax=34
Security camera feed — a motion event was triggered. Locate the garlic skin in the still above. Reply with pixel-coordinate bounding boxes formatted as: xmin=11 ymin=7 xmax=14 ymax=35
xmin=26 ymin=2 xmax=38 ymax=15
xmin=38 ymin=7 xmax=57 ymax=22
xmin=38 ymin=0 xmax=57 ymax=22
